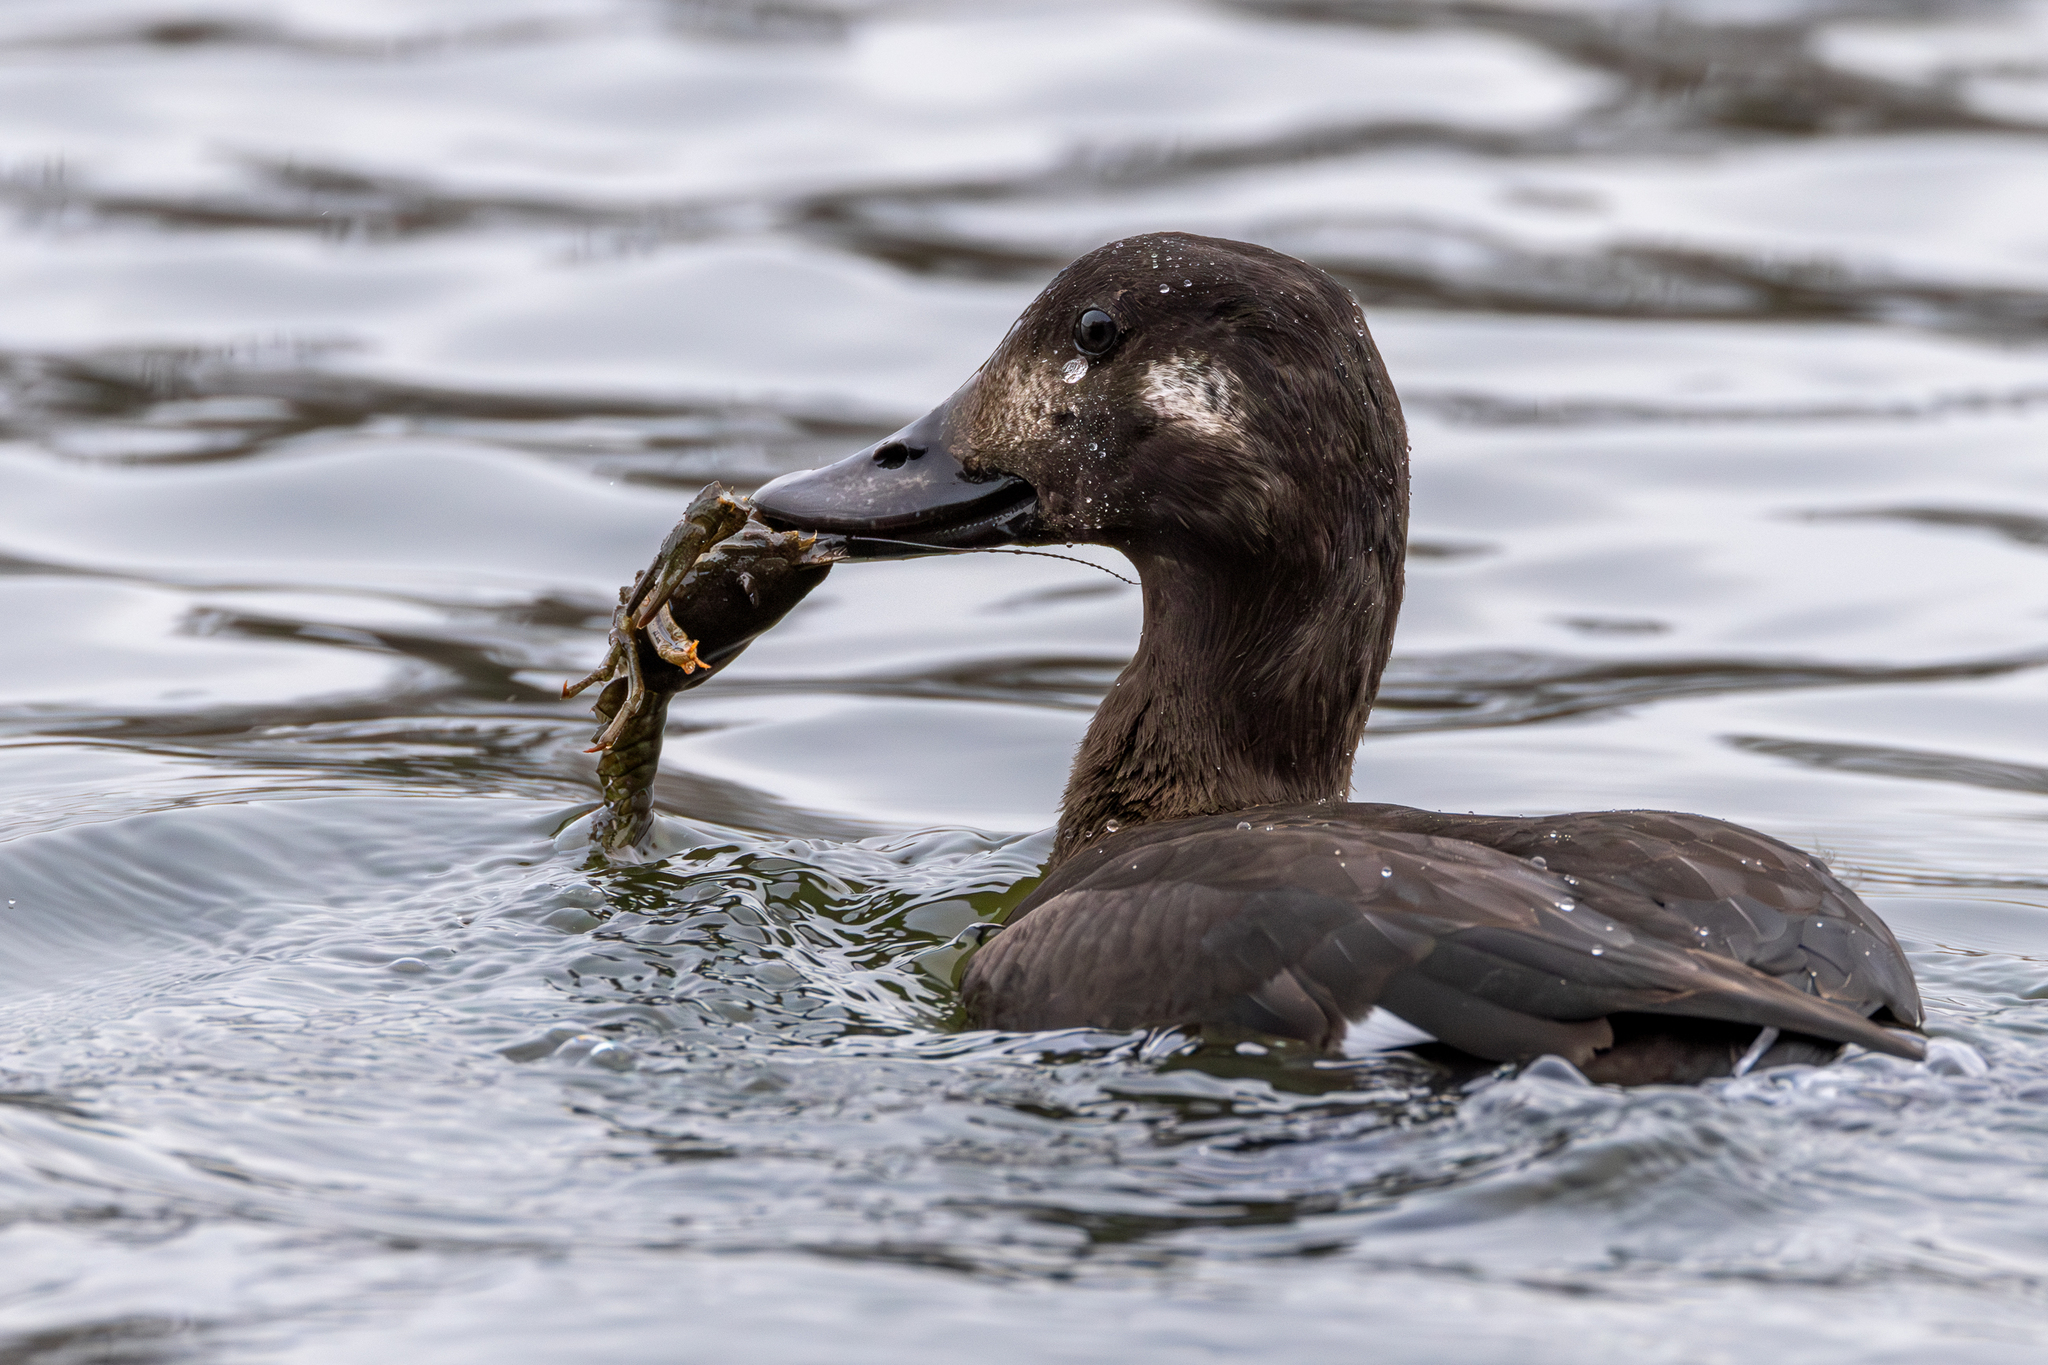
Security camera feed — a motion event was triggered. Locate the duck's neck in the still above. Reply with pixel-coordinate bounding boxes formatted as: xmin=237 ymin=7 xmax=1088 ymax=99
xmin=1052 ymin=530 xmax=1402 ymax=863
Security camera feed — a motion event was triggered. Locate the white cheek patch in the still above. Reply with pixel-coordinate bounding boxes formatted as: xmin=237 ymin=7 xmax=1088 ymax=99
xmin=1141 ymin=354 xmax=1238 ymax=439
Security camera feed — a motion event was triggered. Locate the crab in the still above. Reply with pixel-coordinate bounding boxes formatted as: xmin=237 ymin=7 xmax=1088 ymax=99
xmin=564 ymin=483 xmax=842 ymax=854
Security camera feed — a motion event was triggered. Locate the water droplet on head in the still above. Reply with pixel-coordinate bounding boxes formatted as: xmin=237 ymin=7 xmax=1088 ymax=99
xmin=1556 ymin=900 xmax=1574 ymax=911
xmin=1103 ymin=819 xmax=1120 ymax=833
xmin=1590 ymin=947 xmax=1604 ymax=956
xmin=1530 ymin=855 xmax=1547 ymax=870
xmin=1159 ymin=285 xmax=1170 ymax=293
xmin=1380 ymin=867 xmax=1393 ymax=878
xmin=1237 ymin=821 xmax=1251 ymax=830
xmin=1061 ymin=357 xmax=1089 ymax=384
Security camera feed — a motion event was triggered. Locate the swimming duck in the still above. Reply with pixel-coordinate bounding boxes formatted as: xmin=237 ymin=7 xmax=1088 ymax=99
xmin=753 ymin=231 xmax=1924 ymax=1083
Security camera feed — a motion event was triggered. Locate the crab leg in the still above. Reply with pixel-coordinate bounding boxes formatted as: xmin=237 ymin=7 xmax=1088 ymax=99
xmin=624 ymin=485 xmax=750 ymax=630
xmin=646 ymin=601 xmax=705 ymax=672
xmin=584 ymin=619 xmax=649 ymax=753
xmin=560 ymin=579 xmax=635 ymax=700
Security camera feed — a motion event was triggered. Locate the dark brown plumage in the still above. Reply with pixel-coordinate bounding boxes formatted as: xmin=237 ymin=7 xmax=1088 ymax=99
xmin=754 ymin=231 xmax=1925 ymax=1080
xmin=965 ymin=804 xmax=1921 ymax=1079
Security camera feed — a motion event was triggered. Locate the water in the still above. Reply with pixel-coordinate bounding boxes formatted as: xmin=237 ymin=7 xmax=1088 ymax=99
xmin=3 ymin=1 xmax=2048 ymax=1358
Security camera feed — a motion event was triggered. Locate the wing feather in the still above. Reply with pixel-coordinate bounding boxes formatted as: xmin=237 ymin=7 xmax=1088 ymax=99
xmin=962 ymin=810 xmax=1925 ymax=1061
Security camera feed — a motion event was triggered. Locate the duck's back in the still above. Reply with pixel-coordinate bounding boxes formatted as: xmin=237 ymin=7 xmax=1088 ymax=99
xmin=961 ymin=803 xmax=1924 ymax=1081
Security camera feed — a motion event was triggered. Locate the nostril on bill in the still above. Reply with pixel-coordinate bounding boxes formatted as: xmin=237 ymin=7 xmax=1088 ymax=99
xmin=871 ymin=442 xmax=924 ymax=470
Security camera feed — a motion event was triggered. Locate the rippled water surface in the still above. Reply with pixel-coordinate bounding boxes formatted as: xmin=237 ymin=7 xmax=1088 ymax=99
xmin=5 ymin=1 xmax=2048 ymax=1359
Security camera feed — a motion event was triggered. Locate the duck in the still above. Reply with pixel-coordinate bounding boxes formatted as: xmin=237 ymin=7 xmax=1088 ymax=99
xmin=752 ymin=231 xmax=1925 ymax=1084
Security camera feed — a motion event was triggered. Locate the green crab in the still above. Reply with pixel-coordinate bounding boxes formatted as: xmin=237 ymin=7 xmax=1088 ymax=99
xmin=564 ymin=483 xmax=842 ymax=855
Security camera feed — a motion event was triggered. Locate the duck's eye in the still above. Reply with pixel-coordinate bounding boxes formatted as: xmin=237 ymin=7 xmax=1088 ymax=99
xmin=1073 ymin=308 xmax=1119 ymax=357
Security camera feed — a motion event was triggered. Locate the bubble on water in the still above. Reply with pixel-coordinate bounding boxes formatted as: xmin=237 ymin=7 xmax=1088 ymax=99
xmin=388 ymin=957 xmax=428 ymax=974
xmin=550 ymin=1033 xmax=636 ymax=1072
xmin=1061 ymin=357 xmax=1088 ymax=384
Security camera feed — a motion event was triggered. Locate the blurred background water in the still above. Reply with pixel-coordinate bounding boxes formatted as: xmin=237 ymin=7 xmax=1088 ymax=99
xmin=3 ymin=1 xmax=2048 ymax=1359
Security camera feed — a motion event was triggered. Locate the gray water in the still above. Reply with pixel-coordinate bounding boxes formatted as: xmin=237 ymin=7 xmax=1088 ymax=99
xmin=3 ymin=1 xmax=2048 ymax=1359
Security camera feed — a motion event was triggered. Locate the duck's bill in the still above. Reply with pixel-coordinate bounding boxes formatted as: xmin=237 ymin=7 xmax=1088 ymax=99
xmin=751 ymin=386 xmax=1039 ymax=560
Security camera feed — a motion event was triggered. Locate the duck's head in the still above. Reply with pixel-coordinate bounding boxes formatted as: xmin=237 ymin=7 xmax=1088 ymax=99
xmin=758 ymin=232 xmax=1410 ymax=853
xmin=754 ymin=232 xmax=1407 ymax=570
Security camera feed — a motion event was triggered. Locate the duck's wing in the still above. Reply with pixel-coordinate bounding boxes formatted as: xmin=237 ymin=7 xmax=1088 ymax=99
xmin=1344 ymin=805 xmax=1923 ymax=1029
xmin=961 ymin=815 xmax=1924 ymax=1065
